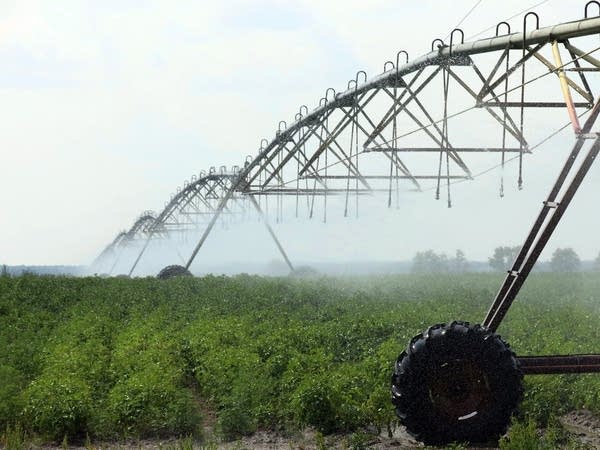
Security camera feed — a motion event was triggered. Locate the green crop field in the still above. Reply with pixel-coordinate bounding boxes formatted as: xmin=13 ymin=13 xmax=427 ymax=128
xmin=1 ymin=272 xmax=600 ymax=448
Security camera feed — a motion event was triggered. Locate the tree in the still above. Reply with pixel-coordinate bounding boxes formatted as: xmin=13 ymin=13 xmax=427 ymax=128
xmin=412 ymin=250 xmax=449 ymax=273
xmin=452 ymin=249 xmax=469 ymax=273
xmin=550 ymin=248 xmax=581 ymax=272
xmin=594 ymin=252 xmax=600 ymax=272
xmin=489 ymin=246 xmax=521 ymax=271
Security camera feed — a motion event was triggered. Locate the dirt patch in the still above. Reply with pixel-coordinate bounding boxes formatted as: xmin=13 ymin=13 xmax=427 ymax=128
xmin=31 ymin=411 xmax=600 ymax=450
xmin=213 ymin=427 xmax=422 ymax=449
xmin=559 ymin=409 xmax=600 ymax=448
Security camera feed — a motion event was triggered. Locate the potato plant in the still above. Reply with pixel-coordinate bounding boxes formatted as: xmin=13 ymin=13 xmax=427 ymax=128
xmin=0 ymin=272 xmax=599 ymax=443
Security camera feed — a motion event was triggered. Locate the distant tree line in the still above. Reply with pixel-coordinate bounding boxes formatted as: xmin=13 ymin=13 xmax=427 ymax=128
xmin=411 ymin=246 xmax=600 ymax=273
xmin=411 ymin=250 xmax=469 ymax=273
xmin=488 ymin=246 xmax=583 ymax=272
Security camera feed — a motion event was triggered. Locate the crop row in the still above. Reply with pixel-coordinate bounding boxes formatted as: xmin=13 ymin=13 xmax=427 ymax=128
xmin=1 ymin=273 xmax=599 ymax=443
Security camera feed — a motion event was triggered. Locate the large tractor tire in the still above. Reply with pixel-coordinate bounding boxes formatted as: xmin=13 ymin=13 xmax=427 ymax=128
xmin=157 ymin=265 xmax=193 ymax=279
xmin=391 ymin=321 xmax=523 ymax=445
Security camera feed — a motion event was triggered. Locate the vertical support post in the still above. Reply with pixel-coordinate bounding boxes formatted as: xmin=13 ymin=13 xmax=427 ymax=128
xmin=128 ymin=232 xmax=155 ymax=276
xmin=184 ymin=185 xmax=237 ymax=270
xmin=483 ymin=98 xmax=600 ymax=331
xmin=248 ymin=195 xmax=294 ymax=272
xmin=109 ymin=246 xmax=125 ymax=275
xmin=552 ymin=40 xmax=582 ymax=134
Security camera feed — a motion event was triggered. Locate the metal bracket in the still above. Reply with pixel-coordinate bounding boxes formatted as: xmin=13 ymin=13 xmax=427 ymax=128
xmin=578 ymin=132 xmax=600 ymax=139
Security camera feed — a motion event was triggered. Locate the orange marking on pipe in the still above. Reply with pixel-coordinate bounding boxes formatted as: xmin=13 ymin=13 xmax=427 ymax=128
xmin=552 ymin=40 xmax=582 ymax=134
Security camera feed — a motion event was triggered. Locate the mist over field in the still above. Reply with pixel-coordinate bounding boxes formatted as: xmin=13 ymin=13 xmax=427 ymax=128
xmin=3 ymin=1 xmax=600 ymax=269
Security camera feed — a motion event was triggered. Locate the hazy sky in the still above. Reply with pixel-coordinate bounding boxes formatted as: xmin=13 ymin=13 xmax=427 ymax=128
xmin=2 ymin=0 xmax=600 ymax=268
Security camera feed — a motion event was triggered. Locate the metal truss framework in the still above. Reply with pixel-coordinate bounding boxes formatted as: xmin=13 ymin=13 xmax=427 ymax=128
xmin=95 ymin=5 xmax=600 ymax=374
xmin=96 ymin=8 xmax=600 ymax=270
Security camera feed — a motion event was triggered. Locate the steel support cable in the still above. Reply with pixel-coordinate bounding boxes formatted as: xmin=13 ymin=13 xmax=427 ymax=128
xmin=261 ymin=11 xmax=600 ymax=163
xmin=380 ymin=82 xmax=426 ymax=188
xmin=262 ymin=132 xmax=324 ymax=190
xmin=324 ymin=109 xmax=329 ymax=223
xmin=278 ymin=146 xmax=368 ymax=190
xmin=298 ymin=108 xmax=372 ymax=186
xmin=565 ymin=41 xmax=595 ymax=109
xmin=325 ymin=101 xmax=376 ymax=190
xmin=467 ymin=51 xmax=517 ymax=195
xmin=364 ymin=67 xmax=442 ymax=149
xmin=478 ymin=47 xmax=511 ymax=100
xmin=304 ymin=129 xmax=310 ymax=215
xmin=108 ymin=246 xmax=125 ymax=275
xmin=436 ymin=67 xmax=452 ymax=204
xmin=392 ymin=57 xmax=412 ymax=205
xmin=279 ymin=135 xmax=421 ymax=193
xmin=174 ymin=244 xmax=186 ymax=265
xmin=184 ymin=181 xmax=240 ymax=271
xmin=444 ymin=0 xmax=484 ymax=41
xmin=436 ymin=76 xmax=445 ymax=200
xmin=273 ymin=107 xmax=574 ymax=195
xmin=128 ymin=231 xmax=155 ymax=276
xmin=380 ymin=81 xmax=470 ymax=179
xmin=362 ymin=69 xmax=421 ymax=149
xmin=265 ymin=178 xmax=269 ymax=218
xmin=530 ymin=50 xmax=595 ymax=103
xmin=258 ymin=154 xmax=263 ymax=210
xmin=417 ymin=107 xmax=593 ymax=194
xmin=501 ymin=44 xmax=511 ymax=197
xmin=519 ymin=13 xmax=539 ymax=190
xmin=387 ymin=64 xmax=400 ymax=208
xmin=279 ymin=147 xmax=284 ymax=222
xmin=355 ymin=93 xmax=361 ymax=218
xmin=298 ymin=4 xmax=600 ymax=149
xmin=187 ymin=33 xmax=600 ymax=235
xmin=277 ymin=145 xmax=281 ymax=223
xmin=344 ymin=113 xmax=354 ymax=216
xmin=445 ymin=68 xmax=452 ymax=207
xmin=298 ymin=91 xmax=376 ymax=181
xmin=443 ymin=71 xmax=453 ymax=206
xmin=344 ymin=103 xmax=355 ymax=217
xmin=247 ymin=195 xmax=294 ymax=271
xmin=297 ymin=122 xmax=340 ymax=189
xmin=108 ymin=7 xmax=600 ymax=274
xmin=408 ymin=47 xmax=588 ymax=145
xmin=309 ymin=124 xmax=324 ymax=219
xmin=347 ymin=97 xmax=415 ymax=188
xmin=394 ymin=113 xmax=400 ymax=208
xmin=394 ymin=87 xmax=401 ymax=207
xmin=450 ymin=61 xmax=532 ymax=151
xmin=296 ymin=127 xmax=302 ymax=218
xmin=370 ymin=43 xmax=600 ymax=150
xmin=465 ymin=0 xmax=551 ymax=41
xmin=279 ymin=147 xmax=285 ymax=222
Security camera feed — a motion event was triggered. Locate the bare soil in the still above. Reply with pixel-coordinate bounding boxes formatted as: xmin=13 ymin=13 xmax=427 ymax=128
xmin=214 ymin=427 xmax=421 ymax=449
xmin=559 ymin=409 xmax=600 ymax=449
xmin=29 ymin=410 xmax=600 ymax=450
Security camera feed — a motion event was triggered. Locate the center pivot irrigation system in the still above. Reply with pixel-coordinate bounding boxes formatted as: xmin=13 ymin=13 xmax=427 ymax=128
xmin=94 ymin=2 xmax=600 ymax=444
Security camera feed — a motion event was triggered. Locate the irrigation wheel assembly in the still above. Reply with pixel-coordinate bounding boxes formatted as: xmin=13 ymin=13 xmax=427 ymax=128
xmin=156 ymin=264 xmax=193 ymax=279
xmin=391 ymin=321 xmax=523 ymax=445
